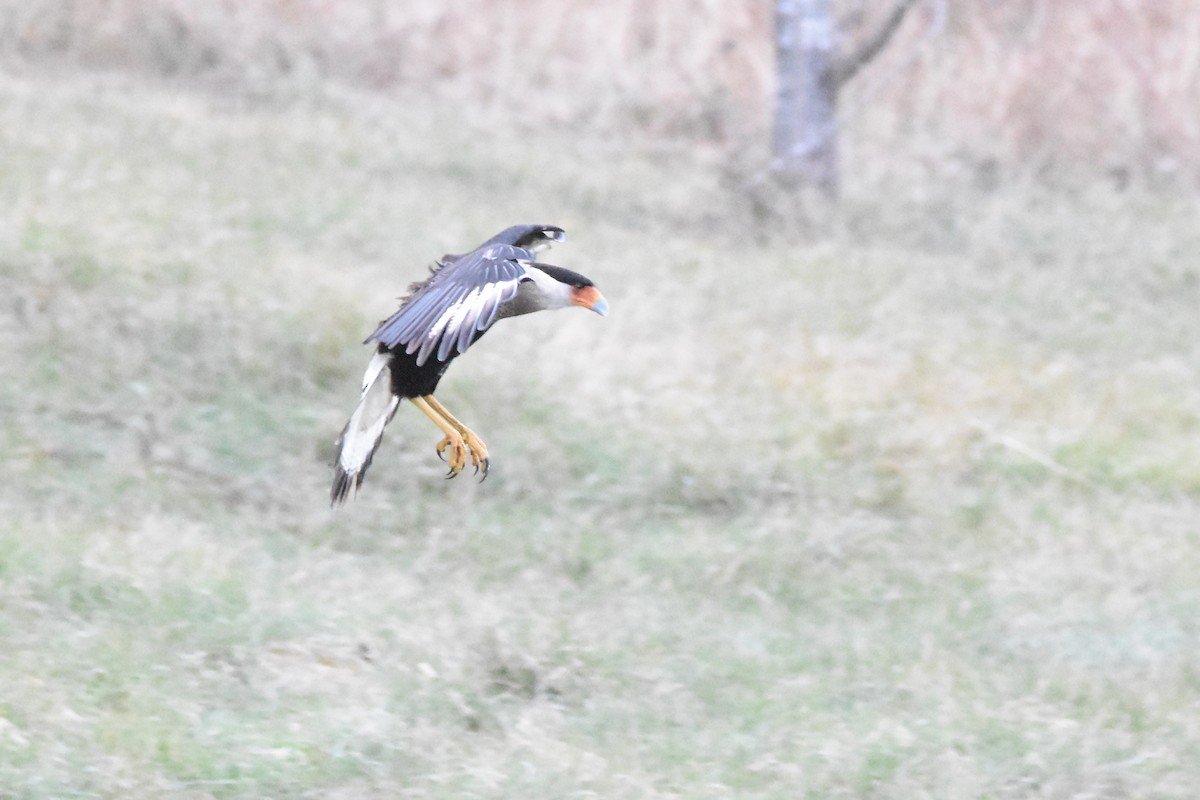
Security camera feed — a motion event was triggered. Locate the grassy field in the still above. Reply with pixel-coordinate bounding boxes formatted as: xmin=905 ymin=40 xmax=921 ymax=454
xmin=2 ymin=67 xmax=1200 ymax=798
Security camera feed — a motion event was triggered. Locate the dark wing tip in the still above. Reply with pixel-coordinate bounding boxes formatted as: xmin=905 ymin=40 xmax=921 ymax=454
xmin=331 ymin=467 xmax=353 ymax=506
xmin=331 ymin=464 xmax=370 ymax=507
xmin=522 ymin=225 xmax=566 ymax=247
xmin=536 ymin=225 xmax=566 ymax=242
xmin=486 ymin=224 xmax=566 ymax=250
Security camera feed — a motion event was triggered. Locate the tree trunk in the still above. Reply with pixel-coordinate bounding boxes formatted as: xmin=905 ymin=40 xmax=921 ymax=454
xmin=772 ymin=0 xmax=839 ymax=196
xmin=771 ymin=0 xmax=920 ymax=198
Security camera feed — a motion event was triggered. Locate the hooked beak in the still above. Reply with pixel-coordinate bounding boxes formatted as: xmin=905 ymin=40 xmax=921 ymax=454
xmin=572 ymin=286 xmax=608 ymax=317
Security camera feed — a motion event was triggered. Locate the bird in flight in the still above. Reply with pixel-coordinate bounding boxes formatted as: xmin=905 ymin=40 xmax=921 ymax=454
xmin=331 ymin=224 xmax=608 ymax=505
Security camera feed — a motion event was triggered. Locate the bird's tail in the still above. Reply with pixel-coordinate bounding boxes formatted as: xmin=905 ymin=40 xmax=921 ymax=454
xmin=331 ymin=349 xmax=400 ymax=505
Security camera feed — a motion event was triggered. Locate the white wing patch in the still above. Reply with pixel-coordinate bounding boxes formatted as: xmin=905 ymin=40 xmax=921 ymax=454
xmin=454 ymin=283 xmax=493 ymax=354
xmin=410 ymin=276 xmax=525 ymax=366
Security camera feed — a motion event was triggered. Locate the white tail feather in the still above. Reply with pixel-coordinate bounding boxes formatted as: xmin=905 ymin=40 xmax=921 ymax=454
xmin=331 ymin=351 xmax=400 ymax=504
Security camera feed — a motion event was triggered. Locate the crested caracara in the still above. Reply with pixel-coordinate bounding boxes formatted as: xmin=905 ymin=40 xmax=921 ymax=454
xmin=331 ymin=224 xmax=607 ymax=504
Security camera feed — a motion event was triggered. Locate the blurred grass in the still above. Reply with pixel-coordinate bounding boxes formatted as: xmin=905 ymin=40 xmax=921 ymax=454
xmin=1 ymin=69 xmax=1200 ymax=798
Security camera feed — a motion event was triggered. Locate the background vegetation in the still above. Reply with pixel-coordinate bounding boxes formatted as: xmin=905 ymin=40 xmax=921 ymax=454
xmin=5 ymin=0 xmax=1200 ymax=182
xmin=2 ymin=1 xmax=1199 ymax=797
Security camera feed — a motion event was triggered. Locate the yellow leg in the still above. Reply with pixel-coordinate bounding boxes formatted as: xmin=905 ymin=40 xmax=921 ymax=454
xmin=410 ymin=395 xmax=490 ymax=480
xmin=425 ymin=395 xmax=490 ymax=479
xmin=409 ymin=397 xmax=466 ymax=475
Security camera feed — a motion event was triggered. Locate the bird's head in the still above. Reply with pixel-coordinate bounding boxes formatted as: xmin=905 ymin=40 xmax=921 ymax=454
xmin=528 ymin=264 xmax=608 ymax=317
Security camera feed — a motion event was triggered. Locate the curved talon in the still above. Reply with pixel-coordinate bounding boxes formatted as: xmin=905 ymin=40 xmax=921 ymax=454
xmin=411 ymin=397 xmax=489 ymax=484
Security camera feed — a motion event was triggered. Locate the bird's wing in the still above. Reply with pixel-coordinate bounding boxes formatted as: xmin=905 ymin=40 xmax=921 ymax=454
xmin=365 ymin=243 xmax=533 ymax=366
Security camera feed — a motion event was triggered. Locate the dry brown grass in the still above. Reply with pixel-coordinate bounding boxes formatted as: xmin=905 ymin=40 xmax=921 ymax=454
xmin=3 ymin=0 xmax=1199 ymax=182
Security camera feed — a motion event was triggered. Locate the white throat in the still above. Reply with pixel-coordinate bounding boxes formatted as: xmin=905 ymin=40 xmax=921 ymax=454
xmin=521 ymin=265 xmax=575 ymax=310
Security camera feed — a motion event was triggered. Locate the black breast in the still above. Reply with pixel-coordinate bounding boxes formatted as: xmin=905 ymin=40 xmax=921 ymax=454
xmin=383 ymin=325 xmax=491 ymax=398
xmin=386 ymin=345 xmax=451 ymax=398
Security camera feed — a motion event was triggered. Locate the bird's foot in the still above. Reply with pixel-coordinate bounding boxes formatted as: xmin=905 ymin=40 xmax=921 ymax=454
xmin=435 ymin=434 xmax=467 ymax=476
xmin=435 ymin=431 xmax=489 ymax=481
xmin=463 ymin=429 xmax=490 ymax=481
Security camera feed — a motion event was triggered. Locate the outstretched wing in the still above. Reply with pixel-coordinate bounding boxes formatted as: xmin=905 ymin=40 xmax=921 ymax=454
xmin=365 ymin=243 xmax=534 ymax=366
